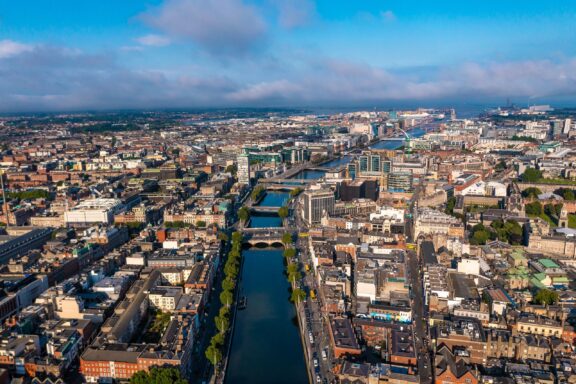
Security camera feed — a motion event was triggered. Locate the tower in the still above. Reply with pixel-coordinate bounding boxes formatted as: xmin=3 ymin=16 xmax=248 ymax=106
xmin=559 ymin=206 xmax=568 ymax=228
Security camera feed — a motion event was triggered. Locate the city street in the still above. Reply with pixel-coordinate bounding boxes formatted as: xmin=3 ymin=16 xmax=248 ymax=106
xmin=294 ymin=196 xmax=335 ymax=384
xmin=407 ymin=249 xmax=432 ymax=384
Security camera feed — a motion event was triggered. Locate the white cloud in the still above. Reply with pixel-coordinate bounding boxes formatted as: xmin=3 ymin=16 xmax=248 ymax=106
xmin=0 ymin=40 xmax=32 ymax=59
xmin=136 ymin=34 xmax=171 ymax=47
xmin=139 ymin=0 xmax=267 ymax=56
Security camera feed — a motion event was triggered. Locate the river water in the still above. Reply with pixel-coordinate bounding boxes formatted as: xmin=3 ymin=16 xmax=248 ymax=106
xmin=225 ymin=248 xmax=308 ymax=384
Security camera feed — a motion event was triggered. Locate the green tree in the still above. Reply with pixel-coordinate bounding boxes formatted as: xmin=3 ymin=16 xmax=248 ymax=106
xmin=525 ymin=201 xmax=543 ymax=216
xmin=290 ymin=187 xmax=303 ymax=197
xmin=215 ymin=314 xmax=230 ymax=333
xmin=290 ymin=288 xmax=306 ymax=305
xmin=196 ymin=220 xmax=207 ymax=228
xmin=219 ymin=306 xmax=230 ymax=318
xmin=282 ymin=232 xmax=293 ymax=246
xmin=288 ymin=270 xmax=302 ymax=287
xmin=130 ymin=367 xmax=187 ymax=384
xmin=534 ymin=288 xmax=559 ymax=305
xmin=231 ymin=231 xmax=242 ymax=243
xmin=238 ymin=206 xmax=250 ymax=222
xmin=522 ymin=187 xmax=542 ymax=199
xmin=278 ymin=206 xmax=289 ymax=219
xmin=250 ymin=185 xmax=266 ymax=201
xmin=283 ymin=248 xmax=296 ymax=259
xmin=218 ymin=231 xmax=229 ymax=242
xmin=556 ymin=188 xmax=576 ymax=201
xmin=205 ymin=344 xmax=222 ymax=366
xmin=220 ymin=290 xmax=234 ymax=307
xmin=445 ymin=197 xmax=456 ymax=215
xmin=211 ymin=332 xmax=225 ymax=347
xmin=222 ymin=277 xmax=236 ymax=292
xmin=224 ymin=262 xmax=239 ymax=278
xmin=522 ymin=167 xmax=542 ymax=182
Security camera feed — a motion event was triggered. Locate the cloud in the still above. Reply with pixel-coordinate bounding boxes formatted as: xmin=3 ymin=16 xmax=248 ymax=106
xmin=139 ymin=0 xmax=267 ymax=56
xmin=0 ymin=40 xmax=32 ymax=58
xmin=1 ymin=40 xmax=576 ymax=111
xmin=381 ymin=10 xmax=396 ymax=22
xmin=270 ymin=0 xmax=316 ymax=28
xmin=135 ymin=34 xmax=171 ymax=47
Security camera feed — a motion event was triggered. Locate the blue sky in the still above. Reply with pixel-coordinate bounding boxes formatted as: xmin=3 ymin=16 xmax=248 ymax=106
xmin=1 ymin=0 xmax=575 ymax=112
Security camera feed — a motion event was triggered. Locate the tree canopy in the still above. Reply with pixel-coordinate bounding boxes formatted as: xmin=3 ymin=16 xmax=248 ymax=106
xmin=238 ymin=206 xmax=250 ymax=222
xmin=278 ymin=206 xmax=289 ymax=219
xmin=522 ymin=167 xmax=542 ymax=182
xmin=130 ymin=367 xmax=187 ymax=384
xmin=521 ymin=187 xmax=542 ymax=199
xmin=534 ymin=288 xmax=559 ymax=305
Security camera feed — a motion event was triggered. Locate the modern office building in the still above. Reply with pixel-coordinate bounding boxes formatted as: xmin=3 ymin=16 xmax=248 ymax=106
xmin=387 ymin=172 xmax=413 ymax=192
xmin=302 ymin=189 xmax=335 ymax=225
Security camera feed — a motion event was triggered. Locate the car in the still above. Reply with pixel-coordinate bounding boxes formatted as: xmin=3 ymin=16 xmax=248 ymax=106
xmin=321 ymin=350 xmax=327 ymax=360
xmin=316 ymin=375 xmax=322 ymax=383
xmin=313 ymin=358 xmax=319 ymax=367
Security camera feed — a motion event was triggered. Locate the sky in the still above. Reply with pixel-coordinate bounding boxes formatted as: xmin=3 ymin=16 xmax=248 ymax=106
xmin=1 ymin=0 xmax=576 ymax=112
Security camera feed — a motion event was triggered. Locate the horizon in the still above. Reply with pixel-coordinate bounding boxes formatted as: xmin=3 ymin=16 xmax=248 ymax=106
xmin=1 ymin=1 xmax=576 ymax=112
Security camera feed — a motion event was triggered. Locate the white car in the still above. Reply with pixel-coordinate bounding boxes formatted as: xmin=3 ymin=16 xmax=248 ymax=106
xmin=313 ymin=358 xmax=319 ymax=367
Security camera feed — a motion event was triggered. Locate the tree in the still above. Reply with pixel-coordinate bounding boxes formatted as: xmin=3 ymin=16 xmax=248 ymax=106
xmin=219 ymin=306 xmax=230 ymax=318
xmin=445 ymin=197 xmax=456 ymax=215
xmin=205 ymin=344 xmax=222 ymax=366
xmin=522 ymin=187 xmax=542 ymax=199
xmin=534 ymin=288 xmax=559 ymax=305
xmin=250 ymin=185 xmax=266 ymax=201
xmin=282 ymin=232 xmax=293 ymax=246
xmin=231 ymin=231 xmax=242 ymax=243
xmin=211 ymin=332 xmax=225 ymax=347
xmin=555 ymin=188 xmax=576 ymax=201
xmin=215 ymin=314 xmax=230 ymax=333
xmin=222 ymin=277 xmax=236 ymax=292
xmin=196 ymin=220 xmax=207 ymax=228
xmin=469 ymin=223 xmax=491 ymax=245
xmin=495 ymin=160 xmax=507 ymax=171
xmin=224 ymin=262 xmax=238 ymax=278
xmin=525 ymin=201 xmax=543 ymax=216
xmin=278 ymin=206 xmax=289 ymax=219
xmin=283 ymin=248 xmax=296 ymax=259
xmin=522 ymin=167 xmax=542 ymax=182
xmin=290 ymin=187 xmax=303 ymax=197
xmin=290 ymin=288 xmax=306 ymax=305
xmin=238 ymin=206 xmax=250 ymax=223
xmin=130 ymin=367 xmax=187 ymax=384
xmin=218 ymin=231 xmax=229 ymax=242
xmin=220 ymin=290 xmax=234 ymax=307
xmin=288 ymin=270 xmax=302 ymax=287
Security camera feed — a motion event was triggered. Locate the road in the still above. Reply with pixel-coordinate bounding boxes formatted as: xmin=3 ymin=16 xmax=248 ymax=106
xmin=293 ymin=195 xmax=335 ymax=384
xmin=407 ymin=249 xmax=432 ymax=384
xmin=406 ymin=181 xmax=432 ymax=383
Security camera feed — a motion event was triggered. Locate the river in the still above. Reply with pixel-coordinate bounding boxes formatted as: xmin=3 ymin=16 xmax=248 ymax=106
xmin=225 ymin=248 xmax=308 ymax=384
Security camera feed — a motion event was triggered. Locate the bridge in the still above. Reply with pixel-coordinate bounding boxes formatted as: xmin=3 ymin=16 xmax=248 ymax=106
xmin=242 ymin=227 xmax=296 ymax=246
xmin=250 ymin=206 xmax=281 ymax=213
xmin=264 ymin=184 xmax=302 ymax=191
xmin=259 ymin=178 xmax=316 ymax=184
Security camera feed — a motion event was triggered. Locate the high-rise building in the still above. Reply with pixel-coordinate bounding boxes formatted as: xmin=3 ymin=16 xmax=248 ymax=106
xmin=237 ymin=154 xmax=251 ymax=184
xmin=302 ymin=189 xmax=335 ymax=225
